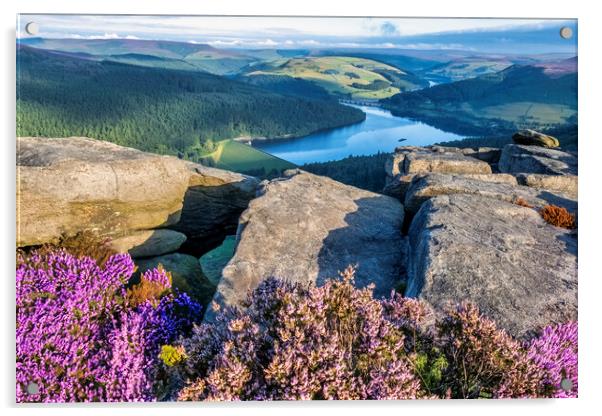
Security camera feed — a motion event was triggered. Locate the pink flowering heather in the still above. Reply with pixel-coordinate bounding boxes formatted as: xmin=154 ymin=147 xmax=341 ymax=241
xmin=141 ymin=266 xmax=172 ymax=289
xmin=437 ymin=303 xmax=545 ymax=399
xmin=171 ymin=267 xmax=430 ymax=401
xmin=526 ymin=322 xmax=578 ymax=398
xmin=437 ymin=303 xmax=579 ymax=399
xmin=17 ymin=252 xmax=577 ymax=402
xmin=16 ymin=249 xmax=201 ymax=402
xmin=166 ymin=270 xmax=578 ymax=401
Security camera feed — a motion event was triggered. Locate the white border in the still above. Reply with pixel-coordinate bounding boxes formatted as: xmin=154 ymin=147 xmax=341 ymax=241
xmin=2 ymin=1 xmax=601 ymax=415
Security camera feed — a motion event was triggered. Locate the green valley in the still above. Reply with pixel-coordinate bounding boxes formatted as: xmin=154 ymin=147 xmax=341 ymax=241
xmin=17 ymin=45 xmax=364 ymax=166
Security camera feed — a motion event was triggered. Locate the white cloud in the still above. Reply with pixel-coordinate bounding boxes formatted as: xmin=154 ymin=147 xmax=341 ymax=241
xmin=64 ymin=32 xmax=139 ymax=40
xmin=257 ymin=39 xmax=278 ymax=46
xmin=297 ymin=40 xmax=320 ymax=46
xmin=206 ymin=39 xmax=243 ymax=47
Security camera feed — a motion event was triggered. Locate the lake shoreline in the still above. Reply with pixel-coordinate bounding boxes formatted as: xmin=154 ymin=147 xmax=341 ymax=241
xmin=252 ymin=104 xmax=466 ymax=165
xmin=232 ymin=111 xmax=368 ymax=145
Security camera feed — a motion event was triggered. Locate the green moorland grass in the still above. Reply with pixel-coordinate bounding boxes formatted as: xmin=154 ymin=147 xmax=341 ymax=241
xmin=200 ymin=139 xmax=296 ymax=177
xmin=199 ymin=235 xmax=237 ymax=285
xmin=247 ymin=56 xmax=410 ymax=100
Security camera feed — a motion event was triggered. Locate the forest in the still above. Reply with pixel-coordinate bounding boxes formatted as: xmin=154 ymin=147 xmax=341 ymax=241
xmin=16 ymin=45 xmax=365 ymax=160
xmin=303 ymin=152 xmax=390 ymax=193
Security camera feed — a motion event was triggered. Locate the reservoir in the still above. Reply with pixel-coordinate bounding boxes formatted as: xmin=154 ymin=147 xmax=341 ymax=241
xmin=253 ymin=105 xmax=464 ymax=165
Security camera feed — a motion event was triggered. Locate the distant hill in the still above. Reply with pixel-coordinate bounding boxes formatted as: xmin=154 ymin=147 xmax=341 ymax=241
xmin=18 ymin=37 xmax=257 ymax=75
xmin=313 ymin=49 xmax=441 ymax=73
xmin=384 ymin=58 xmax=577 ymax=135
xmin=243 ymin=56 xmax=427 ymax=100
xmin=17 ymin=45 xmax=365 ymax=162
xmin=420 ymin=57 xmax=513 ymax=83
xmin=19 ymin=37 xmax=214 ymax=58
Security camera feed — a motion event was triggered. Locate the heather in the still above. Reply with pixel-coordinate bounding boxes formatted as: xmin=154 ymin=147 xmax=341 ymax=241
xmin=163 ymin=267 xmax=578 ymax=400
xmin=16 ymin=250 xmax=577 ymax=401
xmin=16 ymin=249 xmax=201 ymax=402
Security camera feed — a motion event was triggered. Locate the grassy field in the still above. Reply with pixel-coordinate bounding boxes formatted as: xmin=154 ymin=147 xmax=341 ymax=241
xmin=246 ymin=56 xmax=418 ymax=99
xmin=200 ymin=139 xmax=296 ymax=177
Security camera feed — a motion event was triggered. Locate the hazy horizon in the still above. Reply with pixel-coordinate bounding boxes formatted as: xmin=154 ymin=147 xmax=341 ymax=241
xmin=18 ymin=15 xmax=577 ymax=55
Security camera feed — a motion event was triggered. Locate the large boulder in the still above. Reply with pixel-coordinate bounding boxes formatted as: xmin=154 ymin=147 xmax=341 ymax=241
xmin=17 ymin=137 xmax=190 ymax=246
xmin=499 ymin=144 xmax=577 ymax=175
xmin=386 ymin=146 xmax=493 ymax=177
xmin=406 ymin=194 xmax=577 ymax=338
xmin=404 ymin=173 xmax=577 ymax=214
xmin=109 ymin=229 xmax=187 ymax=258
xmin=211 ymin=170 xmax=406 ymax=315
xmin=17 ymin=137 xmax=258 ymax=248
xmin=135 ymin=252 xmax=216 ymax=307
xmin=512 ymin=129 xmax=560 ymax=148
xmin=383 ymin=146 xmax=494 ymax=200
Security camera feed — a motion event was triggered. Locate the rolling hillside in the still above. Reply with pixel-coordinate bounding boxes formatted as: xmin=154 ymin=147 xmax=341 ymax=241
xmin=18 ymin=37 xmax=257 ymax=75
xmin=17 ymin=45 xmax=365 ymax=162
xmin=420 ymin=57 xmax=513 ymax=83
xmin=384 ymin=58 xmax=577 ymax=135
xmin=244 ymin=56 xmax=427 ymax=99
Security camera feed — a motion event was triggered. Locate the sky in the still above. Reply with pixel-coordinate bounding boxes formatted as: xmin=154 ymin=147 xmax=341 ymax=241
xmin=17 ymin=15 xmax=578 ymax=54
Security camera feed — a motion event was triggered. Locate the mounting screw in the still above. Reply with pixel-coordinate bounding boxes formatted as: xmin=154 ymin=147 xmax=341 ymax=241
xmin=560 ymin=27 xmax=573 ymax=40
xmin=25 ymin=22 xmax=39 ymax=36
xmin=560 ymin=378 xmax=573 ymax=392
xmin=26 ymin=382 xmax=39 ymax=395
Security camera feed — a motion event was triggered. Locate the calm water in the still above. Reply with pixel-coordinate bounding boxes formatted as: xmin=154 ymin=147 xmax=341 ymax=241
xmin=253 ymin=105 xmax=464 ymax=165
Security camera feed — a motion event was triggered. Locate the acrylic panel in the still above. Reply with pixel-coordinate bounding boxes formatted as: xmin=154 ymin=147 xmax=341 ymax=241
xmin=16 ymin=14 xmax=578 ymax=402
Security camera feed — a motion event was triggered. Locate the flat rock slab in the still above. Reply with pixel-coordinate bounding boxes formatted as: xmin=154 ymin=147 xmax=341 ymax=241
xmin=404 ymin=150 xmax=492 ymax=175
xmin=211 ymin=170 xmax=406 ymax=314
xmin=109 ymin=229 xmax=187 ymax=258
xmin=406 ymin=194 xmax=577 ymax=338
xmin=404 ymin=173 xmax=577 ymax=214
xmin=499 ymin=144 xmax=577 ymax=175
xmin=17 ymin=137 xmax=258 ymax=247
xmin=385 ymin=146 xmax=493 ymax=178
xmin=384 ymin=173 xmax=516 ymax=202
xmin=516 ymin=173 xmax=578 ymax=199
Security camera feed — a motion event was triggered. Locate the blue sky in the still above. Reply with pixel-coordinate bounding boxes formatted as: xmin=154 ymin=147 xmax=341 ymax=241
xmin=17 ymin=15 xmax=577 ymax=54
